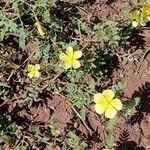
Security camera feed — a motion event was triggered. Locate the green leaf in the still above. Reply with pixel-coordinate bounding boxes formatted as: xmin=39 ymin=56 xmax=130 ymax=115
xmin=124 ymin=97 xmax=140 ymax=118
xmin=107 ymin=117 xmax=117 ymax=130
xmin=43 ymin=10 xmax=51 ymax=23
xmin=49 ymin=115 xmax=60 ymax=136
xmin=9 ymin=22 xmax=17 ymax=32
xmin=80 ymin=106 xmax=86 ymax=122
xmin=0 ymin=133 xmax=12 ymax=143
xmin=15 ymin=145 xmax=27 ymax=150
xmin=0 ymin=82 xmax=10 ymax=88
xmin=111 ymin=82 xmax=127 ymax=94
xmin=19 ymin=27 xmax=26 ymax=49
xmin=62 ymin=144 xmax=67 ymax=150
xmin=0 ymin=26 xmax=7 ymax=41
xmin=124 ymin=97 xmax=140 ymax=109
xmin=68 ymin=132 xmax=87 ymax=150
xmin=88 ymin=79 xmax=96 ymax=92
xmin=104 ymin=133 xmax=114 ymax=149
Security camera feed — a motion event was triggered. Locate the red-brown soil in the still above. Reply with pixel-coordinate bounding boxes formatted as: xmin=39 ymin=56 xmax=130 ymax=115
xmin=1 ymin=0 xmax=150 ymax=150
xmin=9 ymin=57 xmax=150 ymax=149
xmin=112 ymin=58 xmax=150 ymax=149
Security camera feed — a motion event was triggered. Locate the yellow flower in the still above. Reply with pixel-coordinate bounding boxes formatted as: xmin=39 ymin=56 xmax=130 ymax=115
xmin=94 ymin=90 xmax=122 ymax=119
xmin=35 ymin=21 xmax=45 ymax=36
xmin=142 ymin=5 xmax=150 ymax=21
xmin=131 ymin=5 xmax=150 ymax=28
xmin=131 ymin=10 xmax=141 ymax=27
xmin=27 ymin=64 xmax=40 ymax=78
xmin=59 ymin=47 xmax=82 ymax=69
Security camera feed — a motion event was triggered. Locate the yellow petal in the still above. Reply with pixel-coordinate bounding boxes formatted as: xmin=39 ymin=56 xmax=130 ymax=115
xmin=110 ymin=98 xmax=122 ymax=110
xmin=94 ymin=93 xmax=107 ymax=103
xmin=105 ymin=105 xmax=117 ymax=118
xmin=131 ymin=10 xmax=139 ymax=21
xmin=27 ymin=64 xmax=34 ymax=72
xmin=141 ymin=23 xmax=146 ymax=26
xmin=73 ymin=51 xmax=82 ymax=59
xmin=64 ymin=61 xmax=72 ymax=69
xmin=147 ymin=16 xmax=150 ymax=21
xmin=102 ymin=90 xmax=114 ymax=102
xmin=34 ymin=70 xmax=40 ymax=78
xmin=72 ymin=60 xmax=81 ymax=69
xmin=94 ymin=103 xmax=107 ymax=115
xmin=66 ymin=47 xmax=73 ymax=57
xmin=28 ymin=72 xmax=34 ymax=78
xmin=132 ymin=21 xmax=138 ymax=27
xmin=59 ymin=53 xmax=68 ymax=61
xmin=35 ymin=64 xmax=40 ymax=70
xmin=35 ymin=21 xmax=45 ymax=36
xmin=140 ymin=22 xmax=146 ymax=26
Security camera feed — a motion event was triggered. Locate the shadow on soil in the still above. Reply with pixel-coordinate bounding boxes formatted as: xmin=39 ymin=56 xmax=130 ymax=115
xmin=66 ymin=115 xmax=101 ymax=149
xmin=116 ymin=141 xmax=145 ymax=150
xmin=82 ymin=0 xmax=96 ymax=5
xmin=52 ymin=1 xmax=82 ymax=42
xmin=106 ymin=0 xmax=117 ymax=5
xmin=84 ymin=49 xmax=120 ymax=78
xmin=116 ymin=129 xmax=145 ymax=150
xmin=129 ymin=82 xmax=150 ymax=125
xmin=130 ymin=29 xmax=145 ymax=51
